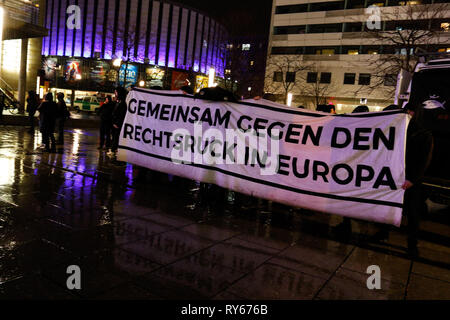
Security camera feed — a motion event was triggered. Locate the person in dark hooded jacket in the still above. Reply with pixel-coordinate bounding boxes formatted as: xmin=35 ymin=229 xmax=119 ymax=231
xmin=56 ymin=92 xmax=69 ymax=144
xmin=372 ymin=102 xmax=433 ymax=256
xmin=109 ymin=87 xmax=128 ymax=155
xmin=26 ymin=90 xmax=39 ymax=133
xmin=37 ymin=92 xmax=57 ymax=152
xmin=98 ymin=95 xmax=115 ymax=150
xmin=402 ymin=102 xmax=433 ymax=256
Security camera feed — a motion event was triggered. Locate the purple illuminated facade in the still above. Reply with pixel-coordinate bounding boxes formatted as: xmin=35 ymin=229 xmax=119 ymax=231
xmin=42 ymin=0 xmax=228 ymax=76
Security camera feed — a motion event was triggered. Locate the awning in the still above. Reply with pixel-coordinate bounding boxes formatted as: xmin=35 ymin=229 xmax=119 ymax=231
xmin=2 ymin=15 xmax=47 ymax=40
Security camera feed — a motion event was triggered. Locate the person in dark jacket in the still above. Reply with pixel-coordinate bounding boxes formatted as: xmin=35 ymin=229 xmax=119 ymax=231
xmin=402 ymin=102 xmax=433 ymax=256
xmin=56 ymin=92 xmax=69 ymax=144
xmin=109 ymin=87 xmax=128 ymax=155
xmin=98 ymin=95 xmax=115 ymax=150
xmin=38 ymin=92 xmax=57 ymax=152
xmin=26 ymin=90 xmax=39 ymax=133
xmin=352 ymin=105 xmax=369 ymax=113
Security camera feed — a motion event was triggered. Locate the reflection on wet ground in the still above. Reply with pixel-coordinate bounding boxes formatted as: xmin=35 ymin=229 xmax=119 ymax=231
xmin=0 ymin=126 xmax=449 ymax=299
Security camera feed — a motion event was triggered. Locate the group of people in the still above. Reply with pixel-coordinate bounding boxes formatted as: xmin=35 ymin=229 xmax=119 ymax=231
xmin=26 ymin=90 xmax=70 ymax=152
xmin=26 ymin=84 xmax=434 ymax=256
xmin=97 ymin=87 xmax=128 ymax=158
xmin=25 ymin=86 xmax=129 ymax=155
xmin=328 ymin=102 xmax=433 ymax=257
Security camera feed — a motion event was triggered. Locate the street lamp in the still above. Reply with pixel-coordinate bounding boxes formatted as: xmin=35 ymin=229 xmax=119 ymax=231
xmin=287 ymin=92 xmax=293 ymax=106
xmin=113 ymin=58 xmax=122 ymax=67
xmin=208 ymin=68 xmax=215 ymax=87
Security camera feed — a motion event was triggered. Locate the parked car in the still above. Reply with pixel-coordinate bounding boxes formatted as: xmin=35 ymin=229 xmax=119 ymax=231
xmin=73 ymin=96 xmax=105 ymax=113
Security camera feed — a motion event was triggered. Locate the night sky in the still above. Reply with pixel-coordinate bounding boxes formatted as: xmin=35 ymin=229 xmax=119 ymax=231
xmin=176 ymin=0 xmax=273 ymax=37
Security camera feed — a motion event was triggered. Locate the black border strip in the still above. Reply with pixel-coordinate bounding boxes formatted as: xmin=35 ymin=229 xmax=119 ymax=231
xmin=190 ymin=12 xmax=199 ymax=69
xmin=123 ymin=0 xmax=131 ymax=58
xmin=182 ymin=9 xmax=191 ymax=67
xmin=91 ymin=0 xmax=99 ymax=57
xmin=71 ymin=0 xmax=78 ymax=56
xmin=134 ymin=0 xmax=142 ymax=58
xmin=198 ymin=13 xmax=205 ymax=71
xmin=154 ymin=1 xmax=164 ymax=65
xmin=144 ymin=0 xmax=153 ymax=59
xmin=49 ymin=0 xmax=55 ymax=54
xmin=81 ymin=0 xmax=88 ymax=56
xmin=63 ymin=0 xmax=68 ymax=56
xmin=165 ymin=4 xmax=173 ymax=67
xmin=130 ymin=88 xmax=407 ymax=118
xmin=117 ymin=145 xmax=403 ymax=209
xmin=174 ymin=6 xmax=182 ymax=68
xmin=55 ymin=0 xmax=61 ymax=55
xmin=101 ymin=0 xmax=109 ymax=58
xmin=112 ymin=0 xmax=120 ymax=57
xmin=204 ymin=17 xmax=211 ymax=70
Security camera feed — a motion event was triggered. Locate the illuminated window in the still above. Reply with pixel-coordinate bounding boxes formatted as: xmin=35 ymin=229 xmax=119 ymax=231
xmin=225 ymin=69 xmax=231 ymax=74
xmin=437 ymin=48 xmax=450 ymax=52
xmin=226 ymin=44 xmax=233 ymax=49
xmin=250 ymin=60 xmax=254 ymax=66
xmin=314 ymin=48 xmax=337 ymax=55
xmin=242 ymin=44 xmax=251 ymax=51
xmin=441 ymin=23 xmax=450 ymax=32
xmin=398 ymin=1 xmax=421 ymax=5
xmin=367 ymin=50 xmax=378 ymax=54
xmin=348 ymin=50 xmax=359 ymax=55
xmin=367 ymin=0 xmax=384 ymax=5
xmin=321 ymin=49 xmax=335 ymax=55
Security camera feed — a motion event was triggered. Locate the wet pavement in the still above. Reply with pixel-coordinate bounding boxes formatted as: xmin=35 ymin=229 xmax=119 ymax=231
xmin=0 ymin=125 xmax=449 ymax=300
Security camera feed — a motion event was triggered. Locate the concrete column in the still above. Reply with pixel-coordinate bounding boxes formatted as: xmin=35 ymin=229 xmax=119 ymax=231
xmin=18 ymin=38 xmax=28 ymax=113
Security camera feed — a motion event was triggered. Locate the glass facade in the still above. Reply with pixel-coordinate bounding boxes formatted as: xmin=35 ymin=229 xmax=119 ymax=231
xmin=42 ymin=0 xmax=228 ymax=76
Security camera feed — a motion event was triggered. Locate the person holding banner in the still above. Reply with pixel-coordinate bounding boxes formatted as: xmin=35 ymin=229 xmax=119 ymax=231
xmin=402 ymin=102 xmax=433 ymax=257
xmin=98 ymin=95 xmax=114 ymax=150
xmin=109 ymin=87 xmax=128 ymax=158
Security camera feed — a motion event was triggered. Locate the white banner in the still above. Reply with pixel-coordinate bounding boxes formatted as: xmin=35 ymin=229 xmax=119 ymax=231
xmin=118 ymin=88 xmax=409 ymax=226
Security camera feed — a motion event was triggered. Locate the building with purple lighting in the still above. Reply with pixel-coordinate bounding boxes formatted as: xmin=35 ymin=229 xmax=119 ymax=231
xmin=40 ymin=0 xmax=228 ymax=99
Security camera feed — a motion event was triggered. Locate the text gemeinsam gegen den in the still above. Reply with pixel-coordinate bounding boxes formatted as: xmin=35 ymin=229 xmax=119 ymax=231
xmin=118 ymin=88 xmax=409 ymax=226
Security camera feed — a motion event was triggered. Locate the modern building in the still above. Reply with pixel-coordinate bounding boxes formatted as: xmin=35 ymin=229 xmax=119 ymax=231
xmin=40 ymin=0 xmax=228 ymax=104
xmin=0 ymin=0 xmax=47 ymax=111
xmin=265 ymin=0 xmax=450 ymax=112
xmin=223 ymin=35 xmax=268 ymax=99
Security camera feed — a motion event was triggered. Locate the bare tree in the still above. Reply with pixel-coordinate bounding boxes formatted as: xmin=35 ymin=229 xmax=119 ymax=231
xmin=355 ymin=3 xmax=449 ymax=97
xmin=106 ymin=24 xmax=153 ymax=87
xmin=300 ymin=67 xmax=337 ymax=109
xmin=264 ymin=55 xmax=310 ymax=104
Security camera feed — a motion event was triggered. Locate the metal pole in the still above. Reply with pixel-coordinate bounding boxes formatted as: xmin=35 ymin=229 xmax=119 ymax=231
xmin=18 ymin=38 xmax=28 ymax=113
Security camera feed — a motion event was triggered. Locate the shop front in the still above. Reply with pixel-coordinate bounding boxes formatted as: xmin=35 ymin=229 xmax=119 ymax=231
xmin=40 ymin=56 xmax=215 ymax=109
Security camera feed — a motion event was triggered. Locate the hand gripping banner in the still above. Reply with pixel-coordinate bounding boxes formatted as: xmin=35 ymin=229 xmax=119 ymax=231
xmin=118 ymin=88 xmax=409 ymax=226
